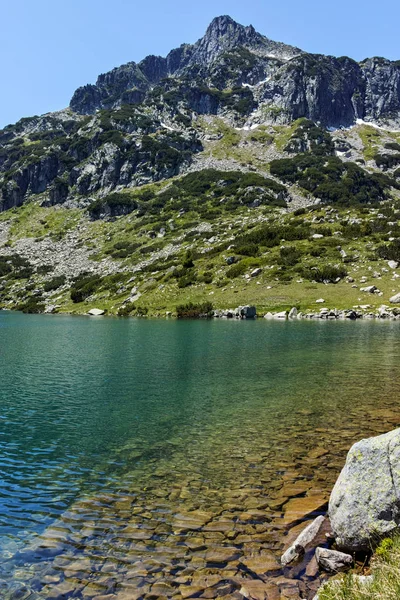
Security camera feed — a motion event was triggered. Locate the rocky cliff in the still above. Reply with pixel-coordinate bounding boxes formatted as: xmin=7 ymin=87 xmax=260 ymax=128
xmin=1 ymin=16 xmax=400 ymax=214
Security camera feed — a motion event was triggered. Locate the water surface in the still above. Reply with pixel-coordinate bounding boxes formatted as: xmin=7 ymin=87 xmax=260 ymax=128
xmin=0 ymin=313 xmax=399 ymax=599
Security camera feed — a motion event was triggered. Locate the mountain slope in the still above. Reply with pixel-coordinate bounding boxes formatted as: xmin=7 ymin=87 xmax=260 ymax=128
xmin=1 ymin=17 xmax=400 ymax=316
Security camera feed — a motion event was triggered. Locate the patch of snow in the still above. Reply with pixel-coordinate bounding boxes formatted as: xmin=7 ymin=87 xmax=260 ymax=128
xmin=355 ymin=118 xmax=400 ymax=133
xmin=234 ymin=123 xmax=260 ymax=131
xmin=242 ymin=83 xmax=254 ymax=89
xmin=161 ymin=122 xmax=177 ymax=132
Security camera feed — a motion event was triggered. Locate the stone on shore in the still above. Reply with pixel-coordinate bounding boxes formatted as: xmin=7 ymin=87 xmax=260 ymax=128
xmin=88 ymin=308 xmax=105 ymax=316
xmin=329 ymin=427 xmax=400 ymax=551
xmin=281 ymin=516 xmax=325 ymax=566
xmin=390 ymin=292 xmax=400 ymax=304
xmin=288 ymin=307 xmax=298 ymax=319
xmin=315 ymin=547 xmax=353 ymax=573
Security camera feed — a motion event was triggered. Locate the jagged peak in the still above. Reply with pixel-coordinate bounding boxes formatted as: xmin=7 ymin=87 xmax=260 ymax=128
xmin=204 ymin=15 xmax=252 ymax=36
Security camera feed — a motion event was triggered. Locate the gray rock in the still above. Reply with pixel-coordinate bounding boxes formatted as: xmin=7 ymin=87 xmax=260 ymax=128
xmin=250 ymin=268 xmax=262 ymax=277
xmin=329 ymin=428 xmax=400 ymax=551
xmin=388 ymin=261 xmax=399 ymax=269
xmin=239 ymin=305 xmax=257 ymax=319
xmin=274 ymin=311 xmax=288 ymax=319
xmin=88 ymin=308 xmax=105 ymax=316
xmin=281 ymin=516 xmax=325 ymax=566
xmin=390 ymin=292 xmax=400 ymax=304
xmin=360 ymin=285 xmax=377 ymax=293
xmin=315 ymin=547 xmax=353 ymax=573
xmin=288 ymin=307 xmax=298 ymax=319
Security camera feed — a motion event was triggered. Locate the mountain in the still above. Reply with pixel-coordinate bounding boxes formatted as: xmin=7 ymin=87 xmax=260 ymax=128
xmin=1 ymin=16 xmax=400 ymax=317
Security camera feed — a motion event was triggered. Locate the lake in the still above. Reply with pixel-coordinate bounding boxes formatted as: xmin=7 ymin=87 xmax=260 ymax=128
xmin=1 ymin=312 xmax=400 ymax=599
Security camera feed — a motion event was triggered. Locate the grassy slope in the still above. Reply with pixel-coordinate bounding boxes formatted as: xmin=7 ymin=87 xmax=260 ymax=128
xmin=1 ymin=121 xmax=400 ymax=316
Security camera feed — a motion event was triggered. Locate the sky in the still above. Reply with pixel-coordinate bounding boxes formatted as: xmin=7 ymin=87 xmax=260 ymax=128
xmin=1 ymin=0 xmax=399 ymax=128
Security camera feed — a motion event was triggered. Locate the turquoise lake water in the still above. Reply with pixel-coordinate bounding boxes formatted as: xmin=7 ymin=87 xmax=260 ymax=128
xmin=1 ymin=312 xmax=400 ymax=599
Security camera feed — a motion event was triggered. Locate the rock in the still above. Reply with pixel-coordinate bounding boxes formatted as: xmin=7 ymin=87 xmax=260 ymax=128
xmin=88 ymin=308 xmax=105 ymax=316
xmin=281 ymin=516 xmax=325 ymax=566
xmin=239 ymin=305 xmax=257 ymax=319
xmin=315 ymin=547 xmax=353 ymax=573
xmin=225 ymin=256 xmax=236 ymax=265
xmin=282 ymin=495 xmax=328 ymax=527
xmin=312 ymin=234 xmax=324 ymax=239
xmin=264 ymin=312 xmax=274 ymax=320
xmin=360 ymin=285 xmax=377 ymax=293
xmin=288 ymin=307 xmax=298 ymax=319
xmin=274 ymin=311 xmax=288 ymax=319
xmin=329 ymin=428 xmax=400 ymax=551
xmin=250 ymin=268 xmax=262 ymax=277
xmin=388 ymin=261 xmax=399 ymax=269
xmin=240 ymin=552 xmax=281 ymax=576
xmin=390 ymin=292 xmax=400 ymax=304
xmin=205 ymin=547 xmax=241 ymax=564
xmin=315 ymin=299 xmax=325 ymax=304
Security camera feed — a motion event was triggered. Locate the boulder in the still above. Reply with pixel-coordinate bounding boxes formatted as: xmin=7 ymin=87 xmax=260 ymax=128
xmin=274 ymin=311 xmax=288 ymax=319
xmin=315 ymin=299 xmax=325 ymax=304
xmin=360 ymin=285 xmax=377 ymax=293
xmin=315 ymin=548 xmax=353 ymax=573
xmin=388 ymin=261 xmax=399 ymax=269
xmin=390 ymin=293 xmax=400 ymax=304
xmin=281 ymin=516 xmax=325 ymax=566
xmin=250 ymin=268 xmax=262 ymax=277
xmin=288 ymin=307 xmax=298 ymax=319
xmin=88 ymin=308 xmax=105 ymax=316
xmin=329 ymin=428 xmax=400 ymax=551
xmin=239 ymin=306 xmax=257 ymax=319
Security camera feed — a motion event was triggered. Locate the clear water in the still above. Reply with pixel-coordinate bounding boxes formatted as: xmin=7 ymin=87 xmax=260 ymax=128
xmin=1 ymin=312 xmax=400 ymax=599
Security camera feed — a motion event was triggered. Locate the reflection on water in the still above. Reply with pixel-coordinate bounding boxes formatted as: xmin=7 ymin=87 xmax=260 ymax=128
xmin=0 ymin=313 xmax=400 ymax=598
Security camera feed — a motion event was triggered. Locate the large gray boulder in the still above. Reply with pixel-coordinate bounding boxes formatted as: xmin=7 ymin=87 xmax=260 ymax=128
xmin=329 ymin=428 xmax=400 ymax=551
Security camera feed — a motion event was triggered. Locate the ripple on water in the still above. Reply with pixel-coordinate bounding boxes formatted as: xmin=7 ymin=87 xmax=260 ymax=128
xmin=0 ymin=314 xmax=400 ymax=598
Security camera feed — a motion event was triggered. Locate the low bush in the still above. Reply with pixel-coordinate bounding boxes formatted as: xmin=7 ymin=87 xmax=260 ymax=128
xmin=70 ymin=273 xmax=103 ymax=303
xmin=176 ymin=302 xmax=213 ymax=319
xmin=43 ymin=275 xmax=66 ymax=292
xmin=299 ymin=264 xmax=347 ymax=283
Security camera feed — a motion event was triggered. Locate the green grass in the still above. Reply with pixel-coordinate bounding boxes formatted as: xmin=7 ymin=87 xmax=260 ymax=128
xmin=319 ymin=535 xmax=400 ymax=600
xmin=7 ymin=201 xmax=82 ymax=242
xmin=358 ymin=125 xmax=384 ymax=162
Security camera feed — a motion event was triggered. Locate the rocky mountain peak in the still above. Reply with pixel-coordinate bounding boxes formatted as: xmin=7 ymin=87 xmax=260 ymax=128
xmin=190 ymin=15 xmax=259 ymax=65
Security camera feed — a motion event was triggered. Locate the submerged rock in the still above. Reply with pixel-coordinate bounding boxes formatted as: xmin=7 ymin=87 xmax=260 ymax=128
xmin=281 ymin=515 xmax=325 ymax=566
xmin=329 ymin=428 xmax=400 ymax=551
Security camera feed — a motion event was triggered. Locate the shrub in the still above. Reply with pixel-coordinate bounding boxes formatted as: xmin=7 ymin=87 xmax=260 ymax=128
xmin=43 ymin=275 xmax=66 ymax=292
xmin=117 ymin=302 xmax=136 ymax=317
xmin=70 ymin=274 xmax=103 ymax=303
xmin=299 ymin=264 xmax=347 ymax=283
xmin=176 ymin=302 xmax=213 ymax=319
xmin=376 ymin=239 xmax=400 ymax=262
xmin=16 ymin=298 xmax=45 ymax=314
xmin=226 ymin=261 xmax=247 ymax=278
xmin=279 ymin=246 xmax=302 ymax=266
xmin=270 ymin=154 xmax=390 ymax=205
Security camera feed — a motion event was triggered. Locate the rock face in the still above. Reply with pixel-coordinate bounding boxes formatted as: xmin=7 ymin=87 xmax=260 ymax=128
xmin=69 ymin=17 xmax=400 ymax=129
xmin=329 ymin=428 xmax=400 ymax=551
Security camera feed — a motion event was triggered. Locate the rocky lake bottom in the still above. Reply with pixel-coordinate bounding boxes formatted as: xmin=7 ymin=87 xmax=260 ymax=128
xmin=1 ymin=313 xmax=400 ymax=600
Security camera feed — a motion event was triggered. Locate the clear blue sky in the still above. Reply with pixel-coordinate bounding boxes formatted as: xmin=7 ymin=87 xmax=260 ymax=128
xmin=1 ymin=0 xmax=399 ymax=128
